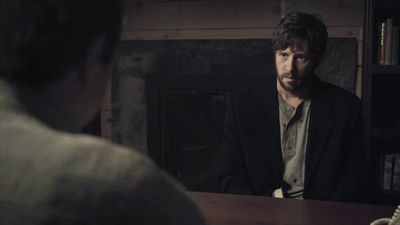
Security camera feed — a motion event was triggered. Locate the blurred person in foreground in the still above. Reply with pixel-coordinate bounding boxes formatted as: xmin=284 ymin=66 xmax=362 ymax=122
xmin=0 ymin=0 xmax=205 ymax=224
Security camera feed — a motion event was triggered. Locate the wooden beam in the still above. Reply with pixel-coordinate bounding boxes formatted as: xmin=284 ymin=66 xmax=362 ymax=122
xmin=123 ymin=0 xmax=281 ymax=31
xmin=121 ymin=26 xmax=362 ymax=40
xmin=123 ymin=0 xmax=364 ymax=33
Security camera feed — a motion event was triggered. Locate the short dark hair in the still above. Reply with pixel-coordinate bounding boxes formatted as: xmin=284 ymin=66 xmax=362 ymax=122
xmin=272 ymin=12 xmax=328 ymax=60
xmin=0 ymin=0 xmax=122 ymax=87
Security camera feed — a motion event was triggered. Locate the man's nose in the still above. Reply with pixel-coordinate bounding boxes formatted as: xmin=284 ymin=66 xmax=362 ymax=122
xmin=285 ymin=57 xmax=296 ymax=73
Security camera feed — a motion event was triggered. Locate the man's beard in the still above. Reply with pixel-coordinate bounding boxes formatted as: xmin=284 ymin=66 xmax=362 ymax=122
xmin=277 ymin=72 xmax=311 ymax=92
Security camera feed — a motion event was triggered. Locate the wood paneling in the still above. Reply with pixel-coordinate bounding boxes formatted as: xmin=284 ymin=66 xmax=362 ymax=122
xmin=356 ymin=66 xmax=362 ymax=97
xmin=281 ymin=0 xmax=364 ymax=26
xmin=121 ymin=28 xmax=274 ymax=40
xmin=122 ymin=0 xmax=364 ymax=39
xmin=121 ymin=26 xmax=363 ymax=40
xmin=358 ymin=39 xmax=363 ymax=65
xmin=100 ymin=79 xmax=112 ymax=140
xmin=101 ymin=110 xmax=112 ymax=138
xmin=123 ymin=0 xmax=281 ymax=31
xmin=100 ymin=78 xmax=112 ymax=111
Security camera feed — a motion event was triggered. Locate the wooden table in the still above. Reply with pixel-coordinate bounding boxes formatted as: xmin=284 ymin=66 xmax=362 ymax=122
xmin=189 ymin=192 xmax=396 ymax=225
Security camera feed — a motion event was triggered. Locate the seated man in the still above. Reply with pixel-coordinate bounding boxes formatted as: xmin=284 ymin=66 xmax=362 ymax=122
xmin=0 ymin=0 xmax=205 ymax=224
xmin=219 ymin=12 xmax=363 ymax=202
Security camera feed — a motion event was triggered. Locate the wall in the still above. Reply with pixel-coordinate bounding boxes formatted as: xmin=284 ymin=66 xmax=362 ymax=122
xmin=121 ymin=0 xmax=364 ymax=96
xmin=104 ymin=0 xmax=365 ymax=152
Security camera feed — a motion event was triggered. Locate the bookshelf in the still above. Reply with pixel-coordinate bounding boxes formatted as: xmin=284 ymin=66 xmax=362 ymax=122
xmin=363 ymin=0 xmax=400 ymax=205
xmin=371 ymin=65 xmax=400 ymax=74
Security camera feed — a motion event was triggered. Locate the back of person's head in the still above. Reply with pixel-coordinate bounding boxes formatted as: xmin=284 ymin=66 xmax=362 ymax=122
xmin=0 ymin=0 xmax=122 ymax=88
xmin=272 ymin=12 xmax=328 ymax=62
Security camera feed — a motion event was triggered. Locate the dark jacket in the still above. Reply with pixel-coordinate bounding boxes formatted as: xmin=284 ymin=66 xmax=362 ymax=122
xmin=219 ymin=75 xmax=364 ymax=202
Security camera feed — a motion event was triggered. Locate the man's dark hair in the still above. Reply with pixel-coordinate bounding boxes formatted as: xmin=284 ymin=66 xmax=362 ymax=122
xmin=272 ymin=12 xmax=328 ymax=61
xmin=0 ymin=0 xmax=122 ymax=87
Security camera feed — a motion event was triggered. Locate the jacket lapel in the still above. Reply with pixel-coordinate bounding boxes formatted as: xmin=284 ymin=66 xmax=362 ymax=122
xmin=304 ymin=79 xmax=334 ymax=188
xmin=239 ymin=81 xmax=283 ymax=191
xmin=265 ymin=89 xmax=284 ymax=177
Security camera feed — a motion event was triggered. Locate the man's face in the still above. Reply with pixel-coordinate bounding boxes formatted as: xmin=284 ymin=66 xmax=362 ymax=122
xmin=275 ymin=43 xmax=314 ymax=92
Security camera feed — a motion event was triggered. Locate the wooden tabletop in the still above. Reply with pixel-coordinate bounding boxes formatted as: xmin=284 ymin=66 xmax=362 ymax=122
xmin=189 ymin=192 xmax=396 ymax=225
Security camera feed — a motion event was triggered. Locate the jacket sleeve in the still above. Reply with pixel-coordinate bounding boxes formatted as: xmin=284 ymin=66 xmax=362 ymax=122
xmin=218 ymin=101 xmax=252 ymax=195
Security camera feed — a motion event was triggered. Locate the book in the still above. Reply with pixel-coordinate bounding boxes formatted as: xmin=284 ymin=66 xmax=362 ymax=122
xmin=392 ymin=26 xmax=399 ymax=65
xmin=383 ymin=154 xmax=395 ymax=193
xmin=379 ymin=21 xmax=386 ymax=65
xmin=393 ymin=154 xmax=400 ymax=194
xmin=384 ymin=18 xmax=393 ymax=65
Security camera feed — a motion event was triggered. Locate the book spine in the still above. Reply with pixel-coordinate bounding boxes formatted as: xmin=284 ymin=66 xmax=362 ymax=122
xmin=384 ymin=18 xmax=393 ymax=65
xmin=383 ymin=154 xmax=395 ymax=194
xmin=392 ymin=154 xmax=400 ymax=194
xmin=392 ymin=26 xmax=399 ymax=65
xmin=379 ymin=22 xmax=386 ymax=65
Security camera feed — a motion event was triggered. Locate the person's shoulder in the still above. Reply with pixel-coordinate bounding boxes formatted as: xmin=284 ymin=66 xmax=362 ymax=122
xmin=1 ymin=110 xmax=154 ymax=180
xmin=315 ymin=79 xmax=360 ymax=104
xmin=0 ymin=114 xmax=205 ymax=224
xmin=60 ymin=132 xmax=152 ymax=167
xmin=46 ymin=129 xmax=164 ymax=185
xmin=59 ymin=134 xmax=206 ymax=224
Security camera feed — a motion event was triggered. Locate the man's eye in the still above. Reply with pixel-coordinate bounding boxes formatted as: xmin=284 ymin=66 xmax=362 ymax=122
xmin=279 ymin=53 xmax=288 ymax=58
xmin=296 ymin=56 xmax=308 ymax=62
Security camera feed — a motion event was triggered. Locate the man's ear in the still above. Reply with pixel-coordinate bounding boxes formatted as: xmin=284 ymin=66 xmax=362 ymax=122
xmin=77 ymin=35 xmax=107 ymax=84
